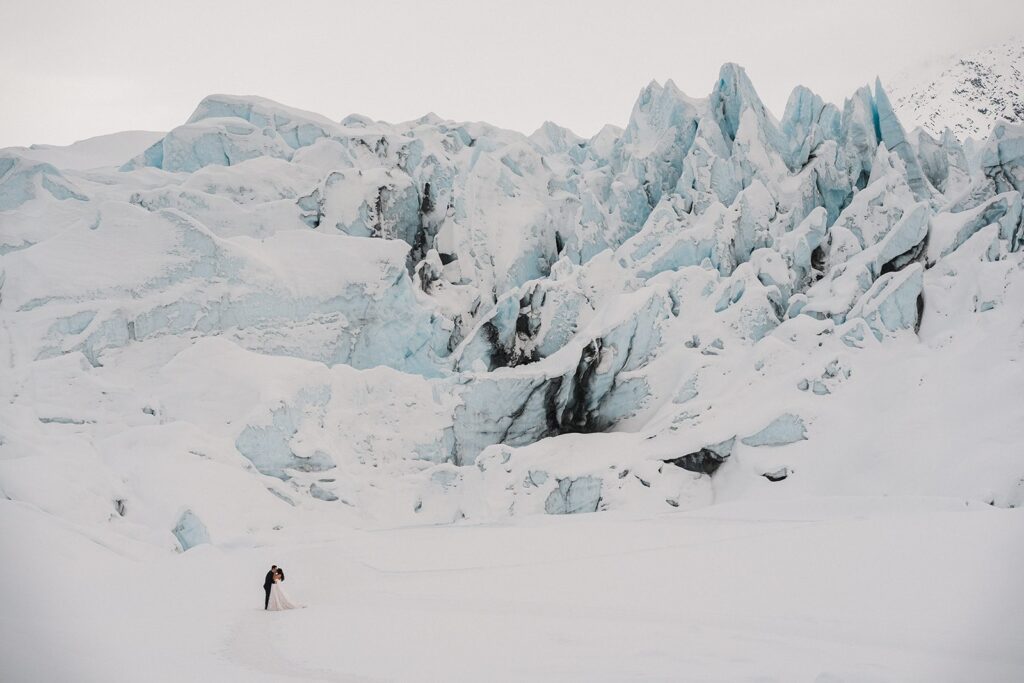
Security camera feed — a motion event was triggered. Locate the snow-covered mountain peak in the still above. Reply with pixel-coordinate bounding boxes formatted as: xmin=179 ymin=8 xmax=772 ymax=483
xmin=889 ymin=36 xmax=1024 ymax=140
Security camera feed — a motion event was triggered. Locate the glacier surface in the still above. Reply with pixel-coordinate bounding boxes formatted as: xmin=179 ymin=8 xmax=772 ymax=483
xmin=2 ymin=66 xmax=1024 ymax=540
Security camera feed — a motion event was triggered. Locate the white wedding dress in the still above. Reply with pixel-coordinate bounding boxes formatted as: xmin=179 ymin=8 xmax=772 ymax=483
xmin=267 ymin=581 xmax=302 ymax=611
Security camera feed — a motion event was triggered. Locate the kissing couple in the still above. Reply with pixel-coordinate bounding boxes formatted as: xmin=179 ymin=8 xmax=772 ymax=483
xmin=263 ymin=564 xmax=303 ymax=611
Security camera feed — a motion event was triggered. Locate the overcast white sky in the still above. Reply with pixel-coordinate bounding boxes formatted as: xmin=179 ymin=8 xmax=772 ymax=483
xmin=2 ymin=0 xmax=1021 ymax=148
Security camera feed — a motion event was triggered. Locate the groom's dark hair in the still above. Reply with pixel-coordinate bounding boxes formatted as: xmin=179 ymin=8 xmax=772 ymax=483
xmin=271 ymin=564 xmax=277 ymax=569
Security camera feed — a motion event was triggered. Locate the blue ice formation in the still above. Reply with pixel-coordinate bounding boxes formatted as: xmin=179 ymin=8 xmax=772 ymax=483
xmin=979 ymin=122 xmax=1024 ymax=194
xmin=234 ymin=387 xmax=336 ymax=480
xmin=544 ymin=476 xmax=603 ymax=514
xmin=172 ymin=509 xmax=211 ymax=550
xmin=741 ymin=414 xmax=808 ymax=447
xmin=8 ymin=63 xmax=1024 ymax=518
xmin=0 ymin=155 xmax=87 ymax=210
xmin=848 ymin=264 xmax=925 ymax=339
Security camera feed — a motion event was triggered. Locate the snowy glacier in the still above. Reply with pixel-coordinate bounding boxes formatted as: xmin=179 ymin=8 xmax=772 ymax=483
xmin=2 ymin=62 xmax=1024 ymax=681
xmin=4 ymin=64 xmax=1024 ymax=523
xmin=2 ymin=61 xmax=1024 ymax=518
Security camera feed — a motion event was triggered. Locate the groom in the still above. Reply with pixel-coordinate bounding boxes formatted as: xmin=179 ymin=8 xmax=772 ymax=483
xmin=263 ymin=564 xmax=284 ymax=609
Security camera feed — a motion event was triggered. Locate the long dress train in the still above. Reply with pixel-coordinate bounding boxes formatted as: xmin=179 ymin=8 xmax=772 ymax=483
xmin=267 ymin=581 xmax=302 ymax=611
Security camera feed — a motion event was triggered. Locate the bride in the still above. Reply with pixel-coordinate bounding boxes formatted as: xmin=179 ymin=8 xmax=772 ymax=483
xmin=267 ymin=568 xmax=303 ymax=611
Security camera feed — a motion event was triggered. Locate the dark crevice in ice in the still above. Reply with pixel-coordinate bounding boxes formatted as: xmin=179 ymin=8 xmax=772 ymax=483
xmin=664 ymin=439 xmax=735 ymax=476
xmin=881 ymin=233 xmax=928 ymax=275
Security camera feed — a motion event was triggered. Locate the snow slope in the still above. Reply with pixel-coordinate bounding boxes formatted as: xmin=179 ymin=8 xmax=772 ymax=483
xmin=3 ymin=496 xmax=1022 ymax=682
xmin=2 ymin=61 xmax=1024 ymax=681
xmin=889 ymin=37 xmax=1024 ymax=140
xmin=5 ymin=130 xmax=165 ymax=170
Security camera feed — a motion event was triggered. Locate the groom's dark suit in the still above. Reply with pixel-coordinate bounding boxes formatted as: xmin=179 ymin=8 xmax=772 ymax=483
xmin=263 ymin=569 xmax=276 ymax=609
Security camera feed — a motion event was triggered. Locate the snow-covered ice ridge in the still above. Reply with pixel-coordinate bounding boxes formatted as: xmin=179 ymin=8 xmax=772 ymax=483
xmin=890 ymin=36 xmax=1024 ymax=140
xmin=1 ymin=63 xmax=1024 ymax=547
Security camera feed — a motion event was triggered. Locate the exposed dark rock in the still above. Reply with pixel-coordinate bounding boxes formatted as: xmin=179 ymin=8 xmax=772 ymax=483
xmin=543 ymin=376 xmax=565 ymax=435
xmin=558 ymin=339 xmax=603 ymax=432
xmin=664 ymin=437 xmax=736 ymax=476
xmin=915 ymin=292 xmax=925 ymax=333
